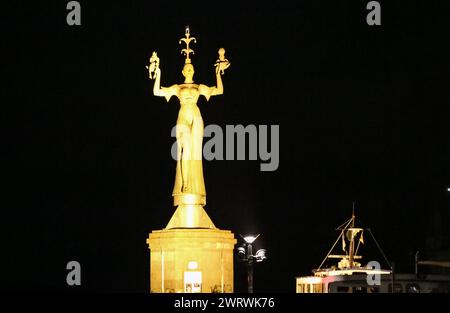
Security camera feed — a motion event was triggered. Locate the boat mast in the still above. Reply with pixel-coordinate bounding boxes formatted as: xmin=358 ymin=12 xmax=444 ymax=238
xmin=348 ymin=202 xmax=356 ymax=268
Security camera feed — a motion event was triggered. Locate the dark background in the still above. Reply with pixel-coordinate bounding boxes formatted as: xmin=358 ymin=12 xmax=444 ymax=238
xmin=3 ymin=1 xmax=450 ymax=292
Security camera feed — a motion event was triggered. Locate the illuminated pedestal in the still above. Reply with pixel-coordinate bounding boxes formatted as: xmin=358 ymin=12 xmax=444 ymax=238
xmin=147 ymin=227 xmax=236 ymax=293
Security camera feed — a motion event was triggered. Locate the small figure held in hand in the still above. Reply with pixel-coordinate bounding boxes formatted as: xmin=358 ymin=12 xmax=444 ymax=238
xmin=215 ymin=48 xmax=230 ymax=75
xmin=146 ymin=51 xmax=160 ymax=79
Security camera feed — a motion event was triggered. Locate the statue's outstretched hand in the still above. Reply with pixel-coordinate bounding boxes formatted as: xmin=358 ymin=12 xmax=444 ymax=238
xmin=149 ymin=66 xmax=160 ymax=79
xmin=215 ymin=59 xmax=230 ymax=75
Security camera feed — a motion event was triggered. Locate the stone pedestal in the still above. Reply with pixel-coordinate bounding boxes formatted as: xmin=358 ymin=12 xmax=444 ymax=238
xmin=147 ymin=227 xmax=236 ymax=293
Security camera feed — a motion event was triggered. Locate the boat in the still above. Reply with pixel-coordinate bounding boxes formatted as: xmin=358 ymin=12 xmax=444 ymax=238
xmin=295 ymin=208 xmax=450 ymax=293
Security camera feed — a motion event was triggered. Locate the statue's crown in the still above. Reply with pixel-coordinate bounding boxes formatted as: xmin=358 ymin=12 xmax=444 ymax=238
xmin=179 ymin=26 xmax=196 ymax=64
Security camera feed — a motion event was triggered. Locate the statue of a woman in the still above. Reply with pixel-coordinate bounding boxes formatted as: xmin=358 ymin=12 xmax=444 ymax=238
xmin=148 ymin=29 xmax=230 ymax=207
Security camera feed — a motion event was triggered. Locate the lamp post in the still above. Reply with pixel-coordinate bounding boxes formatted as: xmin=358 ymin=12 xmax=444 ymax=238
xmin=237 ymin=234 xmax=267 ymax=293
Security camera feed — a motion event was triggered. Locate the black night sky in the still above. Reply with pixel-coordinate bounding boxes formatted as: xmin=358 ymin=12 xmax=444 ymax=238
xmin=4 ymin=1 xmax=450 ymax=292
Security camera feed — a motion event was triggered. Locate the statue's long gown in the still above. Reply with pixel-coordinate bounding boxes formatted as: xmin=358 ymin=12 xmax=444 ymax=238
xmin=172 ymin=90 xmax=206 ymax=200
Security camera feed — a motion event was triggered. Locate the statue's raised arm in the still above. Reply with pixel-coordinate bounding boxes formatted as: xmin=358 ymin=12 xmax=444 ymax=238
xmin=199 ymin=48 xmax=230 ymax=101
xmin=147 ymin=51 xmax=179 ymax=102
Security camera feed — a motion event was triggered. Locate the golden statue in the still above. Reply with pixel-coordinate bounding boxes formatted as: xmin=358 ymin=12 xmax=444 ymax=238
xmin=146 ymin=28 xmax=236 ymax=293
xmin=147 ymin=26 xmax=230 ymax=215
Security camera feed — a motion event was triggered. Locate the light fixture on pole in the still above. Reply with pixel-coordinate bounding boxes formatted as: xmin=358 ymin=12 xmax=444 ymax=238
xmin=237 ymin=234 xmax=267 ymax=293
